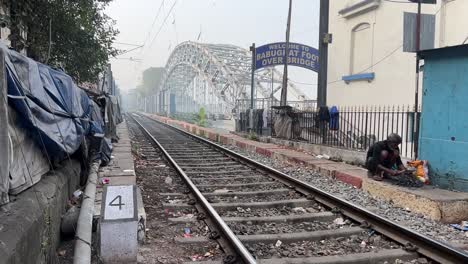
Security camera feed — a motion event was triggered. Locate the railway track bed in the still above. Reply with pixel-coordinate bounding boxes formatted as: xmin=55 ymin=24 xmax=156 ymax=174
xmin=129 ymin=114 xmax=468 ymax=264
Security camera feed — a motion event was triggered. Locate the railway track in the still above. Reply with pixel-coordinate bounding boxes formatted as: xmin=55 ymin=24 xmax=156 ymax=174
xmin=129 ymin=113 xmax=468 ymax=264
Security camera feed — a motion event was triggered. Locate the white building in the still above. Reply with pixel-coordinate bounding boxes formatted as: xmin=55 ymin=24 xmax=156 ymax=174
xmin=327 ymin=0 xmax=468 ymax=106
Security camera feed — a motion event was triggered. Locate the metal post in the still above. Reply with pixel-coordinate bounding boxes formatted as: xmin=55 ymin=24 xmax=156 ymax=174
xmin=413 ymin=0 xmax=421 ymax=159
xmin=271 ymin=67 xmax=274 ymax=108
xmin=249 ymin=43 xmax=256 ymax=110
xmin=249 ymin=43 xmax=256 ymax=131
xmin=317 ymin=0 xmax=330 ymax=107
xmin=281 ymin=0 xmax=293 ymax=106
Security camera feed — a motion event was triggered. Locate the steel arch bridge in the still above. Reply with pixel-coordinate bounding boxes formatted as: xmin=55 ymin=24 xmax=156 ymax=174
xmin=155 ymin=41 xmax=310 ymax=116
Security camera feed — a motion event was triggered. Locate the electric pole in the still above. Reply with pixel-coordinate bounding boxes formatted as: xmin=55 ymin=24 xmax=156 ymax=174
xmin=317 ymin=0 xmax=330 ymax=108
xmin=280 ymin=0 xmax=292 ymax=106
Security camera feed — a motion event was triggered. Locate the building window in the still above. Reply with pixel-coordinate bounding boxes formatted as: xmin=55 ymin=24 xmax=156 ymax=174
xmin=350 ymin=22 xmax=372 ymax=75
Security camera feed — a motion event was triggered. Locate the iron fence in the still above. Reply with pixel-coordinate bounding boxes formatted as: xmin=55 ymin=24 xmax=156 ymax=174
xmin=237 ymin=105 xmax=421 ymax=159
xmin=235 ymin=98 xmax=317 ymax=113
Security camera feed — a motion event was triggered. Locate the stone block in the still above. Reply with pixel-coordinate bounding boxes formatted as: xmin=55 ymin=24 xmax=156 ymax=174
xmin=100 ymin=185 xmax=138 ymax=263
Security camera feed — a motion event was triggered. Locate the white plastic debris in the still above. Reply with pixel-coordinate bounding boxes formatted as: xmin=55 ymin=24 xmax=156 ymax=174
xmin=164 ymin=176 xmax=173 ymax=185
xmin=275 ymin=240 xmax=282 ymax=247
xmin=360 ymin=241 xmax=367 ymax=248
xmin=333 ymin=217 xmax=346 ymax=226
xmin=292 ymin=207 xmax=307 ymax=213
xmin=213 ymin=189 xmax=230 ymax=193
xmin=73 ymin=190 xmax=83 ymax=199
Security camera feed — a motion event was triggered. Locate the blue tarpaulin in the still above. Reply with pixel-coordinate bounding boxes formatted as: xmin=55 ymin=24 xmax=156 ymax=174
xmin=3 ymin=45 xmax=102 ymax=159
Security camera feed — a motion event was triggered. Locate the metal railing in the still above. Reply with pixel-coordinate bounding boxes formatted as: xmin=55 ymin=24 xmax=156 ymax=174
xmin=237 ymin=105 xmax=421 ymax=159
xmin=235 ymin=98 xmax=317 ymax=113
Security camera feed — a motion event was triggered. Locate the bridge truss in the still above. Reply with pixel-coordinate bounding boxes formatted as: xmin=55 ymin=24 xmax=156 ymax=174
xmin=153 ymin=41 xmax=310 ymax=116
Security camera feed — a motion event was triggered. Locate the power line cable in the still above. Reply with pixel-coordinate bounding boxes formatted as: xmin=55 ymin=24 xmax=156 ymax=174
xmin=140 ymin=0 xmax=166 ymax=52
xmin=146 ymin=0 xmax=178 ymax=52
xmin=114 ymin=42 xmax=143 ymax=47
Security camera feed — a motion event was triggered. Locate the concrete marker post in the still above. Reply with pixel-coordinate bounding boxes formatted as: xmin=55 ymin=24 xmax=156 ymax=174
xmin=100 ymin=185 xmax=138 ymax=263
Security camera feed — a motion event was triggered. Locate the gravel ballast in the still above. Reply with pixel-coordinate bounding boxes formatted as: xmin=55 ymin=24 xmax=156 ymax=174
xmin=220 ymin=144 xmax=468 ymax=247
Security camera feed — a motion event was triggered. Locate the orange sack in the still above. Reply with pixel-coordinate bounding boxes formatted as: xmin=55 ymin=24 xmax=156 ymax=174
xmin=407 ymin=160 xmax=429 ymax=184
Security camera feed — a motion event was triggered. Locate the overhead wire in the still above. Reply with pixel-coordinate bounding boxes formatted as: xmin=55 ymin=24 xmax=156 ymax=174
xmin=146 ymin=0 xmax=178 ymax=52
xmin=138 ymin=0 xmax=166 ymax=57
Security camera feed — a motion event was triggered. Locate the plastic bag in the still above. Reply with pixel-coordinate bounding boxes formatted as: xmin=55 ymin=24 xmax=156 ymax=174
xmin=407 ymin=160 xmax=429 ymax=184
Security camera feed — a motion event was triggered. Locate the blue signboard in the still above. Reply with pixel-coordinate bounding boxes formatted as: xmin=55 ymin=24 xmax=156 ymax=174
xmin=255 ymin=42 xmax=319 ymax=72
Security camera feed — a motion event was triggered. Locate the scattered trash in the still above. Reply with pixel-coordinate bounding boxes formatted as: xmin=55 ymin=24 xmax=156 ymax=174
xmin=213 ymin=189 xmax=231 ymax=193
xmin=183 ymin=227 xmax=192 ymax=238
xmin=275 ymin=240 xmax=282 ymax=247
xmin=158 ymin=165 xmax=166 ymax=167
xmin=58 ymin=250 xmax=66 ymax=257
xmin=316 ymin=154 xmax=330 ymax=160
xmin=450 ymin=221 xmax=468 ymax=231
xmin=179 ymin=213 xmax=194 ymax=219
xmin=333 ymin=217 xmax=346 ymax=226
xmin=164 ymin=176 xmax=173 ymax=185
xmin=191 ymin=255 xmax=203 ymax=261
xmin=204 ymin=252 xmax=213 ymax=257
xmin=292 ymin=207 xmax=307 ymax=213
xmin=72 ymin=190 xmax=83 ymax=199
xmin=360 ymin=241 xmax=367 ymax=248
xmin=101 ymin=178 xmax=110 ymax=185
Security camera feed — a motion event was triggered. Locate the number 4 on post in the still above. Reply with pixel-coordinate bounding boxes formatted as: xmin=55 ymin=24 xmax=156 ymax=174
xmin=109 ymin=195 xmax=125 ymax=210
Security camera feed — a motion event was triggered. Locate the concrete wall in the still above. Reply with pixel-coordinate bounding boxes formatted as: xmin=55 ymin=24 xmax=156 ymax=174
xmin=327 ymin=0 xmax=468 ymax=107
xmin=418 ymin=46 xmax=468 ymax=192
xmin=0 ymin=160 xmax=81 ymax=264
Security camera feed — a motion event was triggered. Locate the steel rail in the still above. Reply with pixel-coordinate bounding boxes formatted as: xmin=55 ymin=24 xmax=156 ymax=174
xmin=144 ymin=114 xmax=468 ymax=264
xmin=130 ymin=114 xmax=257 ymax=264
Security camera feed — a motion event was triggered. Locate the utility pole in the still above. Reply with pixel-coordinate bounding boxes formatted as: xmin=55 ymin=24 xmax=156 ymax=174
xmin=280 ymin=0 xmax=292 ymax=106
xmin=249 ymin=43 xmax=256 ymax=131
xmin=317 ymin=0 xmax=330 ymax=108
xmin=413 ymin=0 xmax=422 ymax=159
xmin=249 ymin=43 xmax=256 ymax=110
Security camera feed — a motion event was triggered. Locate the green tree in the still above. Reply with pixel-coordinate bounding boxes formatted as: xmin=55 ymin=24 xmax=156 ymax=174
xmin=137 ymin=67 xmax=165 ymax=96
xmin=7 ymin=0 xmax=119 ymax=83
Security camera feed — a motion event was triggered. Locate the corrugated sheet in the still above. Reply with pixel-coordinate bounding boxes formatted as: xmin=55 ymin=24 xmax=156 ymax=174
xmin=403 ymin=12 xmax=435 ymax=52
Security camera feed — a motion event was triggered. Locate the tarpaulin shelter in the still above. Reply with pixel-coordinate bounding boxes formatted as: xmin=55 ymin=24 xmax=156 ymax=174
xmin=0 ymin=43 xmax=116 ymax=205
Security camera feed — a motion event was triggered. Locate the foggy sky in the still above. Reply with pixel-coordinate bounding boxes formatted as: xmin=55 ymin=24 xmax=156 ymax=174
xmin=106 ymin=0 xmax=320 ymax=98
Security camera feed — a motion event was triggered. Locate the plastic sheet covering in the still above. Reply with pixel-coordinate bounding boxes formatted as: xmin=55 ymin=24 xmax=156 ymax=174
xmin=8 ymin=106 xmax=50 ymax=195
xmin=0 ymin=48 xmax=9 ymax=205
xmin=105 ymin=95 xmax=122 ymax=141
xmin=3 ymin=44 xmax=86 ymax=159
xmin=274 ymin=112 xmax=293 ymax=139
